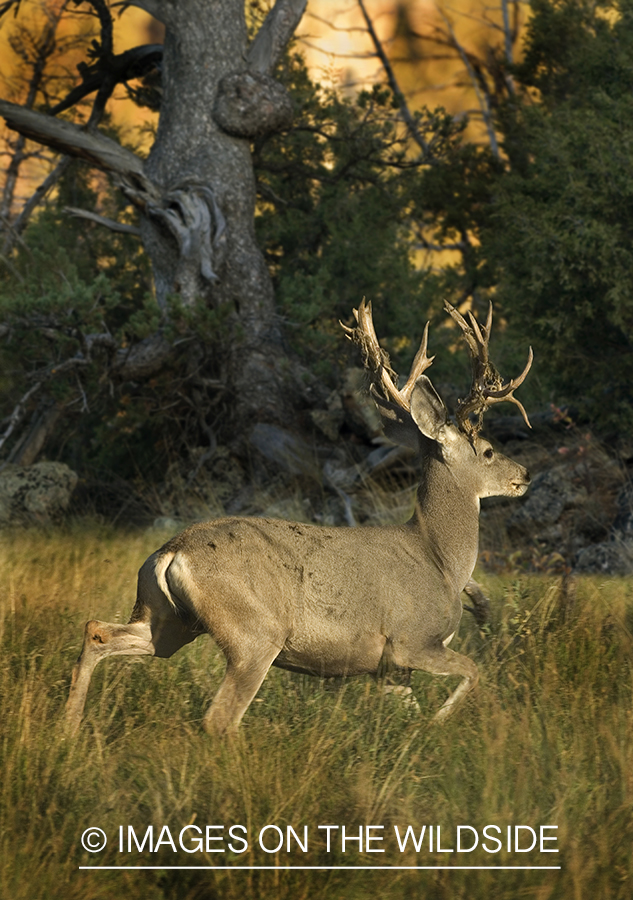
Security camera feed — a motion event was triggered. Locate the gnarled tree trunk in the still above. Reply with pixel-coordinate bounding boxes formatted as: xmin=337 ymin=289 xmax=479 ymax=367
xmin=140 ymin=0 xmax=288 ymax=423
xmin=0 ymin=0 xmax=308 ymax=444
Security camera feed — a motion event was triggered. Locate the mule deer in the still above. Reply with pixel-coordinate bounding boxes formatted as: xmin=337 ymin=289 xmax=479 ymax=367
xmin=65 ymin=300 xmax=532 ymax=735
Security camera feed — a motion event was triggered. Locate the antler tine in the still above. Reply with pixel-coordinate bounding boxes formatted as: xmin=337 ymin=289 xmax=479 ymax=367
xmin=482 ymin=346 xmax=534 ymax=428
xmin=341 ymin=298 xmax=406 ymax=410
xmin=444 ymin=298 xmax=533 ymax=434
xmin=401 ymin=320 xmax=435 ymax=402
xmin=484 ymin=300 xmax=493 ymax=341
xmin=444 ymin=300 xmax=483 ymax=359
xmin=341 ymin=298 xmax=434 ymax=412
xmin=467 ymin=308 xmax=489 ymax=359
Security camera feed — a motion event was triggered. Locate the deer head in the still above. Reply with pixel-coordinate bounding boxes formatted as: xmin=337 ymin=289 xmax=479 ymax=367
xmin=342 ymin=298 xmax=533 ymax=500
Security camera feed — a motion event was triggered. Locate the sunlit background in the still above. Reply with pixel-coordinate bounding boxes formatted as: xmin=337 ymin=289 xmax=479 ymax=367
xmin=0 ymin=0 xmax=526 ymax=213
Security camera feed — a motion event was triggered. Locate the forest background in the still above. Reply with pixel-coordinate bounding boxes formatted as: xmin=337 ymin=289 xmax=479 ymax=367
xmin=1 ymin=0 xmax=632 ymax=503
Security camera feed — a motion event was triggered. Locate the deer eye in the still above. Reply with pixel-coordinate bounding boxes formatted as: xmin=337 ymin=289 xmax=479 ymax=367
xmin=483 ymin=448 xmax=494 ymax=459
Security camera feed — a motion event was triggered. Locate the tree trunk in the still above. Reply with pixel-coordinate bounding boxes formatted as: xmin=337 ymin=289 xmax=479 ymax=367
xmin=139 ymin=0 xmax=292 ymax=426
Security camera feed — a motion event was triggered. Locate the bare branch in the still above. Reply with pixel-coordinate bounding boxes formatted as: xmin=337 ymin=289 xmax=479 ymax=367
xmin=2 ymin=156 xmax=71 ymax=254
xmin=0 ymin=100 xmax=148 ymax=179
xmin=0 ymin=250 xmax=24 ymax=281
xmin=50 ymin=44 xmax=163 ymax=120
xmin=0 ymin=381 xmax=42 ymax=454
xmin=0 ymin=0 xmax=68 ymax=224
xmin=0 ymin=100 xmax=159 ymax=219
xmin=248 ymin=0 xmax=308 ymax=75
xmin=357 ymin=0 xmax=435 ymax=161
xmin=436 ymin=8 xmax=501 ymax=159
xmin=500 ymin=0 xmax=513 ymax=64
xmin=64 ymin=206 xmax=141 ymax=235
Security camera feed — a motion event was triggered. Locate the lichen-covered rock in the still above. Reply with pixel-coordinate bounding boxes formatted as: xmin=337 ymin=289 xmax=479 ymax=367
xmin=161 ymin=446 xmax=246 ymax=520
xmin=249 ymin=424 xmax=322 ymax=480
xmin=0 ymin=462 xmax=78 ymax=526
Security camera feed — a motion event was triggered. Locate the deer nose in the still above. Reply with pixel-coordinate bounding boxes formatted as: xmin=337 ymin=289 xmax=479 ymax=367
xmin=511 ymin=468 xmax=530 ymax=492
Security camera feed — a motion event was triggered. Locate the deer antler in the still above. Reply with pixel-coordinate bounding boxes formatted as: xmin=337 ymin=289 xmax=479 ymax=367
xmin=341 ymin=298 xmax=434 ymax=412
xmin=444 ymin=299 xmax=533 ymax=435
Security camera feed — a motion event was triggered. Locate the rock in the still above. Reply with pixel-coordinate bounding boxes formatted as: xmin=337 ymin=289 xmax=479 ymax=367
xmin=613 ymin=482 xmax=633 ymax=539
xmin=573 ymin=540 xmax=633 ymax=575
xmin=341 ymin=368 xmax=382 ymax=438
xmin=571 ymin=482 xmax=633 ymax=573
xmin=322 ymin=457 xmax=363 ymax=491
xmin=0 ymin=461 xmax=78 ymax=526
xmin=310 ymin=390 xmax=345 ymax=442
xmin=162 ymin=446 xmax=245 ymax=519
xmin=506 ymin=466 xmax=587 ymax=534
xmin=151 ymin=517 xmax=184 ymax=532
xmin=262 ymin=497 xmax=312 ymax=523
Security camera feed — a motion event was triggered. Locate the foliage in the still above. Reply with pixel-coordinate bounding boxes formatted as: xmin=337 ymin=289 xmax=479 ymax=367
xmin=487 ymin=0 xmax=633 ymax=434
xmin=254 ymin=55 xmax=469 ymax=376
xmin=3 ymin=0 xmax=633 ymax=481
xmin=0 ymin=160 xmax=173 ymax=477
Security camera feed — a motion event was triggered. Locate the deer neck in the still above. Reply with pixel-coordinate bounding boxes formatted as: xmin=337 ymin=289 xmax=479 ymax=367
xmin=406 ymin=454 xmax=481 ymax=592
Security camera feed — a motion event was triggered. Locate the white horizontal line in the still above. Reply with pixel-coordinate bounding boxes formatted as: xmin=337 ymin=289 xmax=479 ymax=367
xmin=79 ymin=865 xmax=562 ymax=871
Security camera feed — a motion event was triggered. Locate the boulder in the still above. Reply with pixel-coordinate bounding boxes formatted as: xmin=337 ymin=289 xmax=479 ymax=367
xmin=0 ymin=461 xmax=78 ymax=526
xmin=573 ymin=540 xmax=633 ymax=575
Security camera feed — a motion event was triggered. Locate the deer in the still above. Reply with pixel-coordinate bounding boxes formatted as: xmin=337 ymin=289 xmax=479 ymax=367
xmin=65 ymin=300 xmax=532 ymax=736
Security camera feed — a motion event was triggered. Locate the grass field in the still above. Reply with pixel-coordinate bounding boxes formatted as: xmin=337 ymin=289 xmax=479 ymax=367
xmin=1 ymin=524 xmax=632 ymax=899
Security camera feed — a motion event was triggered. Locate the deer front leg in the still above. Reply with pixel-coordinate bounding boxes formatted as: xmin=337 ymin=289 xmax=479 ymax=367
xmin=202 ymin=645 xmax=280 ymax=738
xmin=429 ymin=645 xmax=479 ymax=723
xmin=405 ymin=641 xmax=479 ymax=724
xmin=463 ymin=577 xmax=491 ymax=626
xmin=65 ymin=619 xmax=154 ymax=736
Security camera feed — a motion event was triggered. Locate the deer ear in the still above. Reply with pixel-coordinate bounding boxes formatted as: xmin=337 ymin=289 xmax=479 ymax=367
xmin=409 ymin=375 xmax=449 ymax=442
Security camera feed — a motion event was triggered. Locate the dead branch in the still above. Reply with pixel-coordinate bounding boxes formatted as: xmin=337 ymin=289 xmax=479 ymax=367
xmin=357 ymin=0 xmax=436 ymax=162
xmin=0 ymin=99 xmax=148 ymax=177
xmin=2 ymin=156 xmax=71 ymax=254
xmin=0 ymin=381 xmax=43 ymax=453
xmin=64 ymin=206 xmax=141 ymax=235
xmin=436 ymin=9 xmax=501 ymax=159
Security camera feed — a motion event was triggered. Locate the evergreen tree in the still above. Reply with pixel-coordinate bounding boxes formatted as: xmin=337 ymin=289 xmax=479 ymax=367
xmin=489 ymin=0 xmax=633 ymax=432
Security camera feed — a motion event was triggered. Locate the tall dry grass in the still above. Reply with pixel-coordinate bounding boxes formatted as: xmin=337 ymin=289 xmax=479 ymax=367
xmin=1 ymin=524 xmax=632 ymax=899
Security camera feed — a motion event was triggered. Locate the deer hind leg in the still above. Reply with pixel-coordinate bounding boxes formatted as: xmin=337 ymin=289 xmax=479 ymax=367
xmin=411 ymin=643 xmax=479 ymax=724
xmin=65 ymin=607 xmax=198 ymax=736
xmin=65 ymin=619 xmax=154 ymax=735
